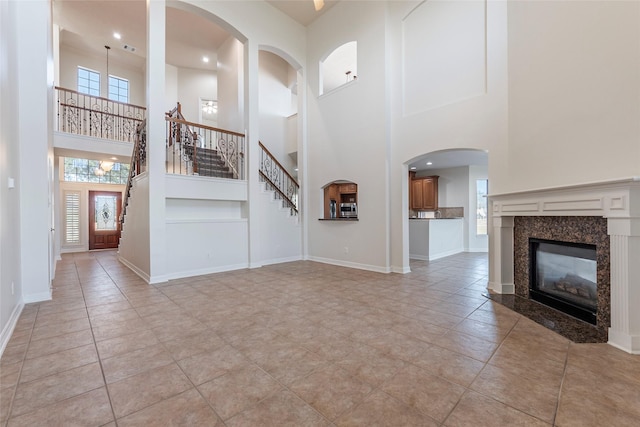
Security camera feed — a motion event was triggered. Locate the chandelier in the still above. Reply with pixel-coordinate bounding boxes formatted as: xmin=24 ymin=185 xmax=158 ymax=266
xmin=202 ymin=100 xmax=217 ymax=115
xmin=94 ymin=161 xmax=114 ymax=176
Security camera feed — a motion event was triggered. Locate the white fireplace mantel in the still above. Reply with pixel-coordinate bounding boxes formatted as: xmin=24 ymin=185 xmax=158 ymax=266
xmin=488 ymin=177 xmax=640 ymax=354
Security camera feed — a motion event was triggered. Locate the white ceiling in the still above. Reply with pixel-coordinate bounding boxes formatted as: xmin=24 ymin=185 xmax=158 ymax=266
xmin=54 ymin=0 xmax=337 ymax=72
xmin=408 ymin=149 xmax=488 ymax=172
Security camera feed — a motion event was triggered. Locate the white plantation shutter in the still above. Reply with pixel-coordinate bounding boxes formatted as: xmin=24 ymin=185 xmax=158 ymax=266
xmin=65 ymin=191 xmax=81 ymax=244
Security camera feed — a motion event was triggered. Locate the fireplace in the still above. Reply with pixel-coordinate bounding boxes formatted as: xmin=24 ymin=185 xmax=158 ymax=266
xmin=529 ymin=238 xmax=597 ymax=324
xmin=488 ymin=178 xmax=640 ymax=353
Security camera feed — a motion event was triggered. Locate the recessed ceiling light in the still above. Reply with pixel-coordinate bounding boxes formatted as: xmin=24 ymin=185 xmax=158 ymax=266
xmin=113 ymin=32 xmax=121 ymax=40
xmin=410 ymin=167 xmax=417 ymax=170
xmin=294 ymin=168 xmax=299 ymax=172
xmin=110 ymin=157 xmax=118 ymax=161
xmin=202 ymin=56 xmax=209 ymax=63
xmin=426 ymin=161 xmax=433 ymax=166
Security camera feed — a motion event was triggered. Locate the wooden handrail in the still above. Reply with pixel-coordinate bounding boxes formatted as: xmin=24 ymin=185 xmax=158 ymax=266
xmin=166 ymin=117 xmax=245 ymax=137
xmin=258 ymin=141 xmax=298 ymax=185
xmin=55 ymin=86 xmax=146 ymax=110
xmin=258 ymin=170 xmax=299 ymax=214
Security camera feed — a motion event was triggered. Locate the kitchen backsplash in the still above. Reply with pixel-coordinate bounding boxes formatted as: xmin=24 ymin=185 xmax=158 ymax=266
xmin=409 ymin=207 xmax=464 ymax=218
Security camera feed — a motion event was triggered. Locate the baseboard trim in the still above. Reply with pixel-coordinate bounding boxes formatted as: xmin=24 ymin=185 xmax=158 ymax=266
xmin=158 ymin=262 xmax=250 ymax=282
xmin=23 ymin=291 xmax=52 ymax=304
xmin=307 ymin=256 xmax=391 ymax=274
xmin=117 ymin=256 xmax=151 ymax=284
xmin=0 ymin=302 xmax=24 ymax=358
xmin=260 ymin=255 xmax=303 ymax=266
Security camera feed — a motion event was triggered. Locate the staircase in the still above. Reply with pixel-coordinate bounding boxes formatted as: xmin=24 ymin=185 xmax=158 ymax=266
xmin=189 ymin=147 xmax=235 ymax=179
xmin=258 ymin=141 xmax=299 ymax=216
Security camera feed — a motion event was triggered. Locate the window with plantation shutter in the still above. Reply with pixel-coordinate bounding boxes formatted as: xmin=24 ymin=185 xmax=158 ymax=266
xmin=65 ymin=191 xmax=81 ymax=244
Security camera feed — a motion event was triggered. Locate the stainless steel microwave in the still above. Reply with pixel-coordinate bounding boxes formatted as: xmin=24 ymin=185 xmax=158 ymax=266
xmin=340 ymin=203 xmax=357 ymax=218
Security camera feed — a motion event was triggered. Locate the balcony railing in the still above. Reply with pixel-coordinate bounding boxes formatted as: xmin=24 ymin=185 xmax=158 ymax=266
xmin=55 ymin=86 xmax=146 ymax=143
xmin=166 ymin=117 xmax=245 ymax=180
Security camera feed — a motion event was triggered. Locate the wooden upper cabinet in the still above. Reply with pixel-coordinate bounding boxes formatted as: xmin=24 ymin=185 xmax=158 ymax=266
xmin=410 ymin=175 xmax=438 ymax=210
xmin=339 ymin=183 xmax=357 ymax=194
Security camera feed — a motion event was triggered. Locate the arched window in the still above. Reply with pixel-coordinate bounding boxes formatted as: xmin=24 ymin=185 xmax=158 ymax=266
xmin=319 ymin=41 xmax=357 ymax=95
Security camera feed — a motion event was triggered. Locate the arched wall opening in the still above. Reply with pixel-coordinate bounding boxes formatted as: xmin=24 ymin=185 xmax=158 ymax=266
xmin=404 ymin=148 xmax=489 ymax=264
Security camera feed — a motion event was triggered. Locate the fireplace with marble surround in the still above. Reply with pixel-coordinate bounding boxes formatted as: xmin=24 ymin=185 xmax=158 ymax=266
xmin=529 ymin=238 xmax=598 ymax=325
xmin=489 ymin=178 xmax=640 ymax=354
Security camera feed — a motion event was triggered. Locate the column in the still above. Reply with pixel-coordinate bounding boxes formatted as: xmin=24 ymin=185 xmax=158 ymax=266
xmin=607 ymin=217 xmax=640 ymax=354
xmin=488 ymin=216 xmax=515 ymax=294
xmin=147 ymin=0 xmax=167 ymax=283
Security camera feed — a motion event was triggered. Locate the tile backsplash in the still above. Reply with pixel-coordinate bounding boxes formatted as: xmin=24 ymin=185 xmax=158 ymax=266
xmin=409 ymin=207 xmax=464 ymax=218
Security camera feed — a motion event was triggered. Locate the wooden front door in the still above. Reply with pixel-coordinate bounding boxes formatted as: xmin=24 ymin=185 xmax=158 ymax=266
xmin=89 ymin=191 xmax=122 ymax=250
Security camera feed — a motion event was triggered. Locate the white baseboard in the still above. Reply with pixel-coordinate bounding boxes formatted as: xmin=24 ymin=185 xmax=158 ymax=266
xmin=117 ymin=256 xmax=151 ymax=284
xmin=158 ymin=262 xmax=250 ymax=282
xmin=260 ymin=255 xmax=303 ymax=266
xmin=0 ymin=302 xmax=24 ymax=358
xmin=23 ymin=290 xmax=52 ymax=304
xmin=409 ymin=254 xmax=429 ymax=261
xmin=307 ymin=256 xmax=391 ymax=274
xmin=488 ymin=281 xmax=515 ymax=294
xmin=391 ymin=265 xmax=411 ymax=274
xmin=466 ymin=248 xmax=489 ymax=253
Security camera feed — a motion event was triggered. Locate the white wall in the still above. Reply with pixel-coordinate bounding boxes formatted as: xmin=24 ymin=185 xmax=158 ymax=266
xmin=306 ymin=1 xmax=390 ymax=272
xmin=59 ymin=44 xmax=146 ymax=106
xmin=118 ymin=173 xmax=151 ymax=282
xmin=0 ymin=0 xmax=23 ymax=353
xmin=389 ymin=0 xmax=508 ymax=272
xmin=17 ymin=0 xmax=54 ymax=305
xmin=165 ymin=197 xmax=249 ymax=279
xmin=259 ymin=50 xmax=296 ymax=173
xmin=177 ymin=67 xmax=217 ymax=123
xmin=165 ymin=64 xmax=179 ymax=111
xmin=217 ymin=37 xmax=244 ymax=133
xmin=505 ymin=0 xmax=640 ymax=193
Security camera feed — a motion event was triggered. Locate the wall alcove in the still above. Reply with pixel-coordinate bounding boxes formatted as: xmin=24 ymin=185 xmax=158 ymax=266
xmin=321 ymin=180 xmax=358 ymax=220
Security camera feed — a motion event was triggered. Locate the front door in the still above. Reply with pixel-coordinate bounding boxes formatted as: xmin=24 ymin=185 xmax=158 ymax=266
xmin=89 ymin=191 xmax=122 ymax=250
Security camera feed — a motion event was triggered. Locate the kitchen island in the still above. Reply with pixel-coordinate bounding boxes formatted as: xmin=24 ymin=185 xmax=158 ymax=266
xmin=409 ymin=218 xmax=464 ymax=261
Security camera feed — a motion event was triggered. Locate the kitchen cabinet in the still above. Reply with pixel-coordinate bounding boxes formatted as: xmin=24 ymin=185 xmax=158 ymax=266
xmin=339 ymin=183 xmax=357 ymax=194
xmin=323 ymin=182 xmax=358 ymax=219
xmin=410 ymin=176 xmax=438 ymax=210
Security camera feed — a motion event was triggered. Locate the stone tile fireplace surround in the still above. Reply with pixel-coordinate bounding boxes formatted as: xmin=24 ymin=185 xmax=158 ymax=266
xmin=489 ymin=178 xmax=640 ymax=354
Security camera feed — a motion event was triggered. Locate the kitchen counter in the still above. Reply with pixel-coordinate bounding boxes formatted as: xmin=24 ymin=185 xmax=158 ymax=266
xmin=409 ymin=217 xmax=463 ymax=260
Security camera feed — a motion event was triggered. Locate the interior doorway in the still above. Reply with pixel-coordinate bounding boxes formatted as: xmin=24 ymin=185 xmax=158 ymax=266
xmin=89 ymin=191 xmax=122 ymax=250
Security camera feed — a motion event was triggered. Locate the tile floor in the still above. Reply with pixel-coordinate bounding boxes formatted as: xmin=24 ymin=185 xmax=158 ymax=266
xmin=1 ymin=250 xmax=639 ymax=426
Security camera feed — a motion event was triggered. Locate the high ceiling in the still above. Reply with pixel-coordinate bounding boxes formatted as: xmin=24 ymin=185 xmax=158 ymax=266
xmin=54 ymin=0 xmax=337 ymax=72
xmin=408 ymin=149 xmax=488 ymax=172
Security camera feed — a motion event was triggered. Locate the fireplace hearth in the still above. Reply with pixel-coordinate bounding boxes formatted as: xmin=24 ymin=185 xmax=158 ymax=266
xmin=529 ymin=238 xmax=597 ymax=324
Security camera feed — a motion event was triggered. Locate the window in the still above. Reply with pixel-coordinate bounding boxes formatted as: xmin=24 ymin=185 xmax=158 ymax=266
xmin=476 ymin=179 xmax=488 ymax=235
xmin=109 ymin=75 xmax=129 ymax=103
xmin=63 ymin=157 xmax=129 ymax=185
xmin=78 ymin=67 xmax=100 ymax=96
xmin=64 ymin=191 xmax=81 ymax=244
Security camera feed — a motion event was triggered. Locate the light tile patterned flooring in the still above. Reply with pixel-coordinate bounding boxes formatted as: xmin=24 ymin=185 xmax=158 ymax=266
xmin=1 ymin=250 xmax=640 ymax=426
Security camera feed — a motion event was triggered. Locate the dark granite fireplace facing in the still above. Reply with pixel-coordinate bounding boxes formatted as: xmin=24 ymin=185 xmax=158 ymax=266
xmin=513 ymin=216 xmax=610 ymax=334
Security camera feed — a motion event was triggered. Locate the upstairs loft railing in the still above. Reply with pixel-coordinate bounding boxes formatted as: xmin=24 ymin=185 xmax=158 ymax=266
xmin=166 ymin=107 xmax=245 ymax=180
xmin=259 ymin=141 xmax=299 ymax=215
xmin=56 ymin=86 xmax=146 ymax=143
xmin=120 ymin=119 xmax=146 ymax=226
